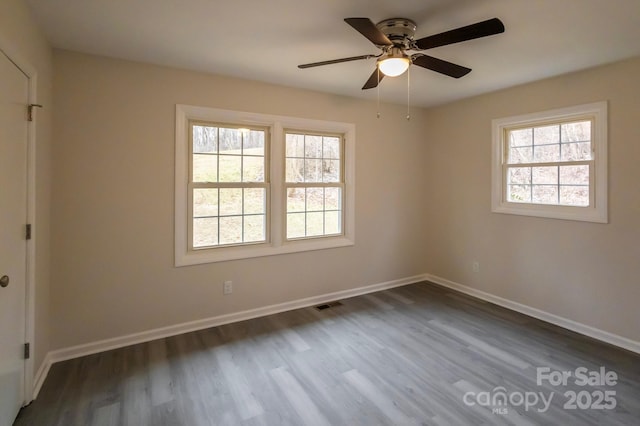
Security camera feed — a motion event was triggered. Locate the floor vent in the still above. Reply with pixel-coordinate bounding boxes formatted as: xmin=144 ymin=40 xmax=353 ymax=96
xmin=315 ymin=301 xmax=343 ymax=310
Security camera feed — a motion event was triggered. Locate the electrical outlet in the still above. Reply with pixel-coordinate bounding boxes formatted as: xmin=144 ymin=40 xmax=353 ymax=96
xmin=472 ymin=261 xmax=480 ymax=273
xmin=223 ymin=280 xmax=233 ymax=295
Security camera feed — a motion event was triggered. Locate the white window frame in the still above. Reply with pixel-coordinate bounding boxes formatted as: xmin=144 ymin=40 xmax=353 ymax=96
xmin=189 ymin=122 xmax=271 ymax=249
xmin=283 ymin=129 xmax=345 ymax=240
xmin=491 ymin=101 xmax=608 ymax=223
xmin=175 ymin=105 xmax=355 ymax=266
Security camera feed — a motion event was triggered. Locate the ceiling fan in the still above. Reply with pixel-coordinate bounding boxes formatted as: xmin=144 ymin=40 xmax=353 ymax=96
xmin=298 ymin=17 xmax=505 ymax=90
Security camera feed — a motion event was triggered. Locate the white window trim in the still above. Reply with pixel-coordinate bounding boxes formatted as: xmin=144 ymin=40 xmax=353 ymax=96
xmin=491 ymin=101 xmax=608 ymax=223
xmin=175 ymin=105 xmax=355 ymax=266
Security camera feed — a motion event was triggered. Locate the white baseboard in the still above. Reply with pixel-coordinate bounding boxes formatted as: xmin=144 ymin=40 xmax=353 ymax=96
xmin=424 ymin=273 xmax=640 ymax=355
xmin=32 ymin=352 xmax=52 ymax=400
xmin=46 ymin=273 xmax=429 ymax=366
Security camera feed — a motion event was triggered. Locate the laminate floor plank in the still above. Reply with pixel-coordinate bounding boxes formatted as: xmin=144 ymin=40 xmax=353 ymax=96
xmin=121 ymin=343 xmax=152 ymax=426
xmin=91 ymin=402 xmax=121 ymax=426
xmin=15 ymin=281 xmax=640 ymax=425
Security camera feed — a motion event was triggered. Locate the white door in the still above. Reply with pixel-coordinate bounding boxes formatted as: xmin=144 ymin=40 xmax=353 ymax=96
xmin=0 ymin=50 xmax=29 ymax=426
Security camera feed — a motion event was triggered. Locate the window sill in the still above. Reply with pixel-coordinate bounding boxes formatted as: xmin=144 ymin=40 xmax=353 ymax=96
xmin=175 ymin=236 xmax=354 ymax=266
xmin=492 ymin=202 xmax=607 ymax=223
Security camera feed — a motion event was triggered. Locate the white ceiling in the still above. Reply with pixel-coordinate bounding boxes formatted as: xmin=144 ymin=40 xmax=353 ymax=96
xmin=26 ymin=0 xmax=640 ymax=107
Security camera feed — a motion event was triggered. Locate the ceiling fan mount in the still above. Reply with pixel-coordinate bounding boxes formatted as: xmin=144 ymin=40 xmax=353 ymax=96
xmin=376 ymin=18 xmax=417 ymax=49
xmin=298 ymin=16 xmax=505 ymax=90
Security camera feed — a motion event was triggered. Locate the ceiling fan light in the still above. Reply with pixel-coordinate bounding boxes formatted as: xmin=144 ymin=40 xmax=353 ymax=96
xmin=378 ymin=56 xmax=410 ymax=77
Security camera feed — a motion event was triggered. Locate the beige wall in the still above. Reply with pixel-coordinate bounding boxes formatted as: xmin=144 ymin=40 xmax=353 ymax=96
xmin=50 ymin=50 xmax=430 ymax=349
xmin=51 ymin=48 xmax=640 ymax=351
xmin=0 ymin=0 xmax=52 ymax=379
xmin=424 ymin=57 xmax=640 ymax=342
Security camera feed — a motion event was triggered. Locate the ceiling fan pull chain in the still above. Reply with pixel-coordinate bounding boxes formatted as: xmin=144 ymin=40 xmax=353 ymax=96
xmin=377 ymin=67 xmax=381 ymax=118
xmin=406 ymin=65 xmax=411 ymax=121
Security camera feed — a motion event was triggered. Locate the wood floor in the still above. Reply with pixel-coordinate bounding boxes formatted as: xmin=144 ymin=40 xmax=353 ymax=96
xmin=15 ymin=281 xmax=640 ymax=425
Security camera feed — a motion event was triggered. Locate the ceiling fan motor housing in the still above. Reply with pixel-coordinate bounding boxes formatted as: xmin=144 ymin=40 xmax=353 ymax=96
xmin=376 ymin=18 xmax=417 ymax=48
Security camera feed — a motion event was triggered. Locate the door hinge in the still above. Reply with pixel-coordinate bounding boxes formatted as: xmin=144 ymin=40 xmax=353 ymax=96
xmin=26 ymin=224 xmax=32 ymax=240
xmin=24 ymin=343 xmax=30 ymax=360
xmin=28 ymin=104 xmax=43 ymax=122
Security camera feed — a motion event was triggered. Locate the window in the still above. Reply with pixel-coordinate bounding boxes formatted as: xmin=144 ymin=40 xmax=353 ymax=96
xmin=491 ymin=102 xmax=607 ymax=222
xmin=175 ymin=105 xmax=355 ymax=266
xmin=285 ymin=132 xmax=343 ymax=239
xmin=190 ymin=123 xmax=268 ymax=248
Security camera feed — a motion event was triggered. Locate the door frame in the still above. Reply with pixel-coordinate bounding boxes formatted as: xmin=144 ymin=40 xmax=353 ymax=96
xmin=0 ymin=34 xmax=38 ymax=405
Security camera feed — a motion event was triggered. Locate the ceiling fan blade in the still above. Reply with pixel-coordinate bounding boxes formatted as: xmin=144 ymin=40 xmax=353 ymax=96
xmin=412 ymin=54 xmax=471 ymax=78
xmin=298 ymin=54 xmax=375 ymax=69
xmin=415 ymin=18 xmax=504 ymax=50
xmin=345 ymin=18 xmax=393 ymax=47
xmin=362 ymin=68 xmax=384 ymax=90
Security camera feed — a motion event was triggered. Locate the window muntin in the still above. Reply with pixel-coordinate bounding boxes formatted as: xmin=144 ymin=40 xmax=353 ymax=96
xmin=189 ymin=122 xmax=268 ymax=249
xmin=491 ymin=102 xmax=607 ymax=223
xmin=285 ymin=132 xmax=344 ymax=239
xmin=504 ymin=119 xmax=592 ymax=207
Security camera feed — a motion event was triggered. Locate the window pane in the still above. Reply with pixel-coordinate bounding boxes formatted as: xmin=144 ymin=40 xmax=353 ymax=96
xmin=219 ymin=188 xmax=242 ymax=216
xmin=286 ymin=188 xmax=305 ymax=213
xmin=193 ymin=125 xmax=217 ymax=153
xmin=287 ymin=213 xmax=305 ymax=239
xmin=306 ymin=212 xmax=324 ymax=236
xmin=507 ymin=165 xmax=591 ymax=207
xmin=304 ymin=135 xmax=323 ymax=158
xmin=322 ymin=160 xmax=341 ymax=183
xmin=193 ymin=217 xmax=218 ymax=247
xmin=193 ymin=189 xmax=218 ymax=217
xmin=304 ymin=159 xmax=322 ymax=182
xmin=507 ymin=121 xmax=593 ymax=165
xmin=323 ymin=137 xmax=340 ymax=159
xmin=286 ymin=133 xmax=305 ymax=157
xmin=532 ymin=166 xmax=558 ymax=185
xmin=219 ymin=216 xmax=242 ymax=245
xmin=561 ymin=121 xmax=590 ymax=142
xmin=244 ymin=130 xmax=265 ymax=156
xmin=509 ymin=129 xmax=532 ymax=147
xmin=219 ymin=128 xmax=241 ymax=152
xmin=286 ymin=158 xmax=304 ymax=183
xmin=508 ymin=147 xmax=533 ymax=164
xmin=532 ymin=185 xmax=558 ymax=204
xmin=533 ymin=125 xmax=559 ymax=145
xmin=244 ymin=188 xmax=265 ymax=215
xmin=560 ymin=186 xmax=589 ymax=206
xmin=561 ymin=142 xmax=592 ymax=161
xmin=559 ymin=165 xmax=589 ymax=185
xmin=306 ymin=187 xmax=324 ymax=211
xmin=219 ymin=155 xmax=242 ymax=182
xmin=243 ymin=156 xmax=265 ymax=182
xmin=286 ymin=132 xmax=343 ymax=187
xmin=244 ymin=215 xmax=265 ymax=242
xmin=507 ymin=167 xmax=531 ymax=185
xmin=533 ymin=144 xmax=560 ymax=163
xmin=325 ymin=211 xmax=341 ymax=235
xmin=325 ymin=187 xmax=341 ymax=210
xmin=193 ymin=154 xmax=217 ymax=182
xmin=285 ymin=186 xmax=342 ymax=240
xmin=508 ymin=185 xmax=531 ymax=203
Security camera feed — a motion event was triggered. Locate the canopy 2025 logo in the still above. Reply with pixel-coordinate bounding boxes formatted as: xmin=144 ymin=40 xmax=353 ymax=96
xmin=462 ymin=366 xmax=618 ymax=415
